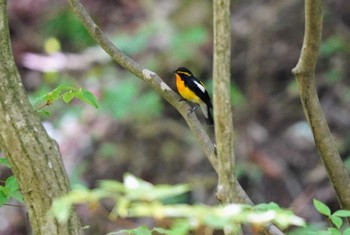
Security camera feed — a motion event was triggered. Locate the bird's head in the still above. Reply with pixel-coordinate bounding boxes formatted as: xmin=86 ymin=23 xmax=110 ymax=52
xmin=174 ymin=67 xmax=193 ymax=77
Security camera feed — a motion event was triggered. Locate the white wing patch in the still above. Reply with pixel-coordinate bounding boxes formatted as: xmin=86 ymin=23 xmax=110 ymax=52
xmin=193 ymin=80 xmax=206 ymax=93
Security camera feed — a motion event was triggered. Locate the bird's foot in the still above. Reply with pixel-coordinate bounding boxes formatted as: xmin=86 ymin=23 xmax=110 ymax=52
xmin=187 ymin=106 xmax=196 ymax=117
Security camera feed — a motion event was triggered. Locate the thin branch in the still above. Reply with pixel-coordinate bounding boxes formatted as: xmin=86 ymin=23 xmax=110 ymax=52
xmin=213 ymin=1 xmax=284 ymax=235
xmin=292 ymin=0 xmax=350 ymax=209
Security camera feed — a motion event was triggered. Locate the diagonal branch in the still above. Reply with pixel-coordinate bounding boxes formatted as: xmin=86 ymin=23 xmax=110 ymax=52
xmin=292 ymin=0 xmax=350 ymax=209
xmin=66 ymin=0 xmax=218 ymax=171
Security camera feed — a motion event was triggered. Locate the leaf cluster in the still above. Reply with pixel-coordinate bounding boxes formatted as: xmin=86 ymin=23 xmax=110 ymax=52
xmin=51 ymin=173 xmax=304 ymax=234
xmin=34 ymin=84 xmax=98 ymax=115
xmin=313 ymin=199 xmax=350 ymax=235
xmin=0 ymin=158 xmax=23 ymax=206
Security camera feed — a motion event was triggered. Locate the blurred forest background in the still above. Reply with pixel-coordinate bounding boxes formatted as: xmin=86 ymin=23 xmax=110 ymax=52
xmin=1 ymin=0 xmax=350 ymax=234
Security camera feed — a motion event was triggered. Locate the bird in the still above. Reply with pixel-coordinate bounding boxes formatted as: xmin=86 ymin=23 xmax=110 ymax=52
xmin=174 ymin=67 xmax=214 ymax=125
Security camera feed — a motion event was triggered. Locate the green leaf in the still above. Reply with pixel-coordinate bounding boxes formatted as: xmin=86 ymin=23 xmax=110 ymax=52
xmin=122 ymin=173 xmax=189 ymax=201
xmin=108 ymin=229 xmax=131 ymax=235
xmin=109 ymin=226 xmax=153 ymax=235
xmin=0 ymin=188 xmax=9 ymax=207
xmin=152 ymin=227 xmax=171 ymax=234
xmin=132 ymin=226 xmax=152 ymax=235
xmin=44 ymin=37 xmax=61 ymax=54
xmin=62 ymin=91 xmax=75 ymax=103
xmin=169 ymin=220 xmax=191 ymax=235
xmin=52 ymin=198 xmax=72 ymax=223
xmin=329 ymin=215 xmax=342 ymax=229
xmin=36 ymin=110 xmax=51 ymax=116
xmin=0 ymin=158 xmax=10 ymax=168
xmin=313 ymin=199 xmax=331 ymax=216
xmin=328 ymin=227 xmax=341 ymax=235
xmin=99 ymin=180 xmax=125 ymax=193
xmin=333 ymin=209 xmax=350 ymax=217
xmin=5 ymin=175 xmax=19 ymax=192
xmin=37 ymin=84 xmax=75 ymax=105
xmin=4 ymin=175 xmax=23 ymax=203
xmin=343 ymin=227 xmax=350 ymax=235
xmin=10 ymin=190 xmax=24 ymax=203
xmin=47 ymin=84 xmax=75 ymax=101
xmin=74 ymin=89 xmax=99 ymax=108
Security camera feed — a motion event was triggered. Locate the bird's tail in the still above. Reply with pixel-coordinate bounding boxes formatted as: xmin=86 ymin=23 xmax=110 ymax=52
xmin=199 ymin=103 xmax=214 ymax=125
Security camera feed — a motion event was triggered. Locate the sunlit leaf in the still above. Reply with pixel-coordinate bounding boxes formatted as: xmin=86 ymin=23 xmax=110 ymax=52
xmin=62 ymin=91 xmax=75 ymax=103
xmin=99 ymin=180 xmax=125 ymax=193
xmin=5 ymin=176 xmax=19 ymax=192
xmin=133 ymin=226 xmax=152 ymax=235
xmin=343 ymin=227 xmax=350 ymax=235
xmin=52 ymin=198 xmax=72 ymax=223
xmin=10 ymin=190 xmax=24 ymax=203
xmin=0 ymin=187 xmax=9 ymax=207
xmin=327 ymin=227 xmax=341 ymax=235
xmin=152 ymin=227 xmax=171 ymax=234
xmin=333 ymin=209 xmax=350 ymax=217
xmin=330 ymin=215 xmax=342 ymax=229
xmin=36 ymin=110 xmax=51 ymax=116
xmin=313 ymin=199 xmax=331 ymax=216
xmin=44 ymin=37 xmax=61 ymax=54
xmin=74 ymin=89 xmax=99 ymax=108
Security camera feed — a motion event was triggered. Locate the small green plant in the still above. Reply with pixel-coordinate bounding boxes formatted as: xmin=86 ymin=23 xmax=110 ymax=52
xmin=313 ymin=198 xmax=350 ymax=235
xmin=51 ymin=173 xmax=304 ymax=234
xmin=0 ymin=158 xmax=23 ymax=207
xmin=34 ymin=84 xmax=99 ymax=115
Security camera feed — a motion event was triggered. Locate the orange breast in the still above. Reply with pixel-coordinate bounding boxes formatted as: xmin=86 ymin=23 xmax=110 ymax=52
xmin=175 ymin=74 xmax=201 ymax=104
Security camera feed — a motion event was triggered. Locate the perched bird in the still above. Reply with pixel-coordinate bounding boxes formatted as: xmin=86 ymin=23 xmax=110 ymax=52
xmin=174 ymin=67 xmax=214 ymax=125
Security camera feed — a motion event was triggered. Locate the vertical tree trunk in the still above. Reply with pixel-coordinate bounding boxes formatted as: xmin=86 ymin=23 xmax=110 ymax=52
xmin=0 ymin=1 xmax=82 ymax=234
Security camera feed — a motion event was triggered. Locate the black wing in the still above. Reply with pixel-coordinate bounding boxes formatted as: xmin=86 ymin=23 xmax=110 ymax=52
xmin=184 ymin=76 xmax=213 ymax=108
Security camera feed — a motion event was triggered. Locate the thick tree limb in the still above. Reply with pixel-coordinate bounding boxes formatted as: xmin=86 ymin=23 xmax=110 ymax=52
xmin=292 ymin=0 xmax=350 ymax=209
xmin=0 ymin=1 xmax=82 ymax=234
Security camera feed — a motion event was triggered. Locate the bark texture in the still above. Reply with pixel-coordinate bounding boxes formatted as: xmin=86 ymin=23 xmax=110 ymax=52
xmin=0 ymin=1 xmax=82 ymax=234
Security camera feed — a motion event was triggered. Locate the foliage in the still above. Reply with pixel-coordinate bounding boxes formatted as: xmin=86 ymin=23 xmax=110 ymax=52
xmin=292 ymin=199 xmax=350 ymax=235
xmin=312 ymin=199 xmax=350 ymax=235
xmin=0 ymin=158 xmax=23 ymax=207
xmin=43 ymin=9 xmax=95 ymax=50
xmin=34 ymin=83 xmax=99 ymax=115
xmin=319 ymin=36 xmax=349 ymax=59
xmin=51 ymin=173 xmax=304 ymax=234
xmin=101 ymin=79 xmax=163 ymax=121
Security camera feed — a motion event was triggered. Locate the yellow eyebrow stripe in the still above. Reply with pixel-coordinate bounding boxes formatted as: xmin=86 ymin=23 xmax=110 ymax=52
xmin=176 ymin=71 xmax=191 ymax=76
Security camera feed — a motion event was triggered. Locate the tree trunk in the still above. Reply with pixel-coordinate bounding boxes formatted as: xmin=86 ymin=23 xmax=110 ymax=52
xmin=0 ymin=1 xmax=82 ymax=234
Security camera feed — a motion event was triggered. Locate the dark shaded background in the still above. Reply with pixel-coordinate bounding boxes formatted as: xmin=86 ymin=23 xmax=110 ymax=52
xmin=1 ymin=0 xmax=350 ymax=234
